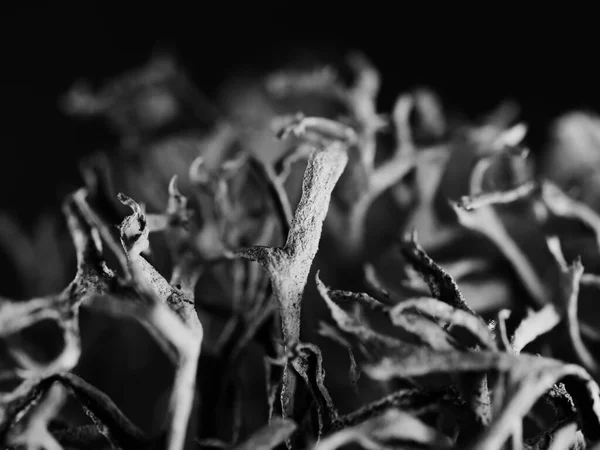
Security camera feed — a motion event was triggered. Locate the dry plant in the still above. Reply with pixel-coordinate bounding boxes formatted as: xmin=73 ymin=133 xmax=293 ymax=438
xmin=1 ymin=52 xmax=600 ymax=450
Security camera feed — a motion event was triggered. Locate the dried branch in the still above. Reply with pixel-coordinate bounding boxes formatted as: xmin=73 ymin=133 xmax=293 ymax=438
xmin=4 ymin=382 xmax=66 ymax=450
xmin=251 ymin=119 xmax=354 ymax=308
xmin=510 ymin=305 xmax=562 ymax=354
xmin=327 ymin=92 xmax=416 ymax=259
xmin=540 ymin=180 xmax=600 ymax=254
xmin=451 ymin=155 xmax=548 ymax=307
xmin=1 ymin=372 xmax=152 ymax=449
xmin=237 ymin=116 xmax=354 ymax=418
xmin=117 ymin=192 xmax=202 ymax=330
xmin=267 ymin=56 xmax=414 ymax=259
xmin=87 ymin=292 xmax=202 ymax=450
xmin=455 ymin=180 xmax=537 ymax=211
xmin=333 ymin=386 xmax=463 ymax=430
xmin=546 ymin=236 xmax=599 ymax=377
xmin=0 ymin=190 xmax=115 ymax=386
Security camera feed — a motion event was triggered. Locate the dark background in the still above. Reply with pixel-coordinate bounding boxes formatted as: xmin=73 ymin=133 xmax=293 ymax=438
xmin=3 ymin=5 xmax=600 ymax=220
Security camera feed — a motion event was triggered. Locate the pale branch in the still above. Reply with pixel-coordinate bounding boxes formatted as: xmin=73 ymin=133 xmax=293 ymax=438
xmin=237 ymin=117 xmax=354 ymax=344
xmin=451 ymin=153 xmax=549 ymax=307
xmin=4 ymin=382 xmax=67 ymax=450
xmin=368 ymin=93 xmax=416 ymax=197
xmin=546 ymin=236 xmax=599 ymax=377
xmin=236 ymin=116 xmax=354 ymax=422
xmin=1 ymin=372 xmax=152 ymax=449
xmin=456 ymin=180 xmax=538 ymax=211
xmin=1 ymin=181 xmax=203 ymax=450
xmin=510 ymin=305 xmax=562 ymax=354
xmin=0 ymin=192 xmax=116 ymax=385
xmin=117 ymin=192 xmax=202 ymax=330
xmin=540 ymin=180 xmax=600 ymax=253
xmin=332 ymin=93 xmax=416 ymax=257
xmin=88 ymin=293 xmax=202 ymax=450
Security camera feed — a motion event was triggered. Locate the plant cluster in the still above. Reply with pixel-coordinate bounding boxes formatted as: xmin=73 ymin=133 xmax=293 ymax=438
xmin=1 ymin=52 xmax=600 ymax=450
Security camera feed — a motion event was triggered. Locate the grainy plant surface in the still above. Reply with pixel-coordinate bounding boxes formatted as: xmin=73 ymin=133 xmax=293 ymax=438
xmin=1 ymin=52 xmax=600 ymax=450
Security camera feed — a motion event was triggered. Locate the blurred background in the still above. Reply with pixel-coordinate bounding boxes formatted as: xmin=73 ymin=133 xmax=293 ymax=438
xmin=3 ymin=5 xmax=600 ymax=219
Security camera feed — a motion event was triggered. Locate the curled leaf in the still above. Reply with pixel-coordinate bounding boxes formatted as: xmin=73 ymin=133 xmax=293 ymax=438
xmin=399 ymin=230 xmax=476 ymax=315
xmin=389 ymin=297 xmax=496 ymax=351
xmin=290 ymin=343 xmax=339 ymax=439
xmin=366 ymin=350 xmax=600 ymax=444
xmin=315 ymin=272 xmax=406 ymax=359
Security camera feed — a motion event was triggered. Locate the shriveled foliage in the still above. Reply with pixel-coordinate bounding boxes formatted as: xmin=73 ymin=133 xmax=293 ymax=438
xmin=2 ymin=52 xmax=600 ymax=450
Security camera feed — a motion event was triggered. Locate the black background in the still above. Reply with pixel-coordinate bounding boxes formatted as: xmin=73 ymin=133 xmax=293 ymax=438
xmin=3 ymin=5 xmax=600 ymax=220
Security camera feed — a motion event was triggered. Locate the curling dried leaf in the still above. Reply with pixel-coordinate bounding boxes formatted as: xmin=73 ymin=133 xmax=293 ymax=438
xmin=231 ymin=418 xmax=297 ymax=450
xmin=363 ymin=264 xmax=397 ymax=305
xmin=314 ymin=408 xmax=452 ymax=450
xmin=389 ymin=297 xmax=496 ymax=351
xmin=468 ymin=362 xmax=600 ymax=449
xmin=146 ymin=175 xmax=233 ymax=294
xmin=388 ymin=300 xmax=459 ymax=351
xmin=118 ymin=192 xmax=151 ymax=258
xmin=315 ymin=272 xmax=406 ymax=359
xmin=290 ymin=343 xmax=339 ymax=438
xmin=318 ymin=283 xmax=388 ymax=315
xmin=400 ymin=230 xmax=476 ymax=315
xmin=366 ymin=349 xmax=600 ymax=444
xmin=117 ymin=192 xmax=202 ymax=330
